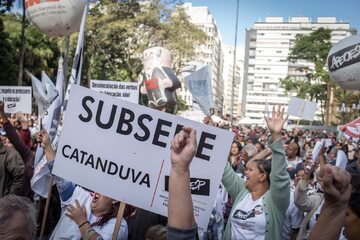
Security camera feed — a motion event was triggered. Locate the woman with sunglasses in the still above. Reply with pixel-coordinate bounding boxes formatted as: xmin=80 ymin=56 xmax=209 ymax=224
xmin=37 ymin=129 xmax=128 ymax=240
xmin=221 ymin=106 xmax=290 ymax=240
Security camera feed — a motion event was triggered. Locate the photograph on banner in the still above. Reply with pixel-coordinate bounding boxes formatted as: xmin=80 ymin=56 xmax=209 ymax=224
xmin=287 ymin=96 xmax=317 ymax=121
xmin=0 ymin=86 xmax=32 ymax=114
xmin=52 ymin=85 xmax=233 ymax=232
xmin=90 ymin=80 xmax=139 ymax=104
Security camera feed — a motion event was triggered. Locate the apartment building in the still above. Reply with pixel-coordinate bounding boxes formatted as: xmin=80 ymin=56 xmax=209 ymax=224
xmin=222 ymin=45 xmax=245 ymax=118
xmin=181 ymin=2 xmax=224 ymax=113
xmin=242 ymin=17 xmax=354 ymax=121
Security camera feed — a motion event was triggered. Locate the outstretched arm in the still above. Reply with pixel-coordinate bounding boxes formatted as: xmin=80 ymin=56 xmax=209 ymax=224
xmin=265 ymin=106 xmax=290 ymax=211
xmin=0 ymin=101 xmax=32 ymax=162
xmin=37 ymin=128 xmax=76 ymax=202
xmin=168 ymin=127 xmax=197 ymax=236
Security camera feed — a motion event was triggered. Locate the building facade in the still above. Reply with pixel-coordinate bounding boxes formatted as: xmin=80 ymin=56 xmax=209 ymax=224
xmin=242 ymin=17 xmax=354 ymax=121
xmin=181 ymin=3 xmax=224 ymax=114
xmin=222 ymin=45 xmax=244 ymax=119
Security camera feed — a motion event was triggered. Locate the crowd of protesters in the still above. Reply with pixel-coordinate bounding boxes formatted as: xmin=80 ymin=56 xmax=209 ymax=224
xmin=0 ymin=99 xmax=359 ymax=240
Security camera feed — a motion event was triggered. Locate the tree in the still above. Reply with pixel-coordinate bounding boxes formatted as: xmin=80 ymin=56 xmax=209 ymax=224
xmin=0 ymin=0 xmax=14 ymax=12
xmin=163 ymin=7 xmax=206 ymax=75
xmin=280 ymin=28 xmax=332 ymax=124
xmin=1 ymin=14 xmax=61 ymax=84
xmin=78 ymin=0 xmax=205 ymax=84
xmin=0 ymin=16 xmax=17 ymax=85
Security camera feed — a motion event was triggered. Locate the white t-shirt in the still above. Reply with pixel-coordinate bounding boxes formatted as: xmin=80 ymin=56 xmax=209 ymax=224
xmin=231 ymin=193 xmax=266 ymax=240
xmin=286 ymin=156 xmax=302 ymax=169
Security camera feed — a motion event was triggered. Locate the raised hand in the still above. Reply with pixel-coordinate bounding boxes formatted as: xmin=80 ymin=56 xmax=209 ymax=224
xmin=170 ymin=127 xmax=197 ymax=172
xmin=203 ymin=116 xmax=215 ymax=126
xmin=36 ymin=128 xmax=56 ymax=161
xmin=36 ymin=129 xmax=52 ymax=150
xmin=316 ymin=164 xmax=351 ymax=207
xmin=264 ymin=105 xmax=288 ymax=141
xmin=0 ymin=101 xmax=8 ymax=124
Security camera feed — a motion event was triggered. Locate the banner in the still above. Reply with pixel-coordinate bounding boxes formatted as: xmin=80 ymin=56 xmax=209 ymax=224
xmin=90 ymin=80 xmax=139 ymax=104
xmin=0 ymin=86 xmax=32 ymax=114
xmin=52 ymin=85 xmax=233 ymax=232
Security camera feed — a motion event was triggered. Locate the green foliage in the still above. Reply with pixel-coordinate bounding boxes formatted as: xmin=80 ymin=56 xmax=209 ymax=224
xmin=1 ymin=0 xmax=204 ymax=115
xmin=0 ymin=14 xmax=60 ymax=84
xmin=0 ymin=0 xmax=14 ymax=13
xmin=76 ymin=0 xmax=205 ymax=83
xmin=0 ymin=17 xmax=17 ymax=85
xmin=163 ymin=7 xmax=206 ymax=75
xmin=280 ymin=28 xmax=333 ymax=121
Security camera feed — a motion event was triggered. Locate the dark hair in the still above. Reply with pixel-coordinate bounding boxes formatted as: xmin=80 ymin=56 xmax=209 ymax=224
xmin=349 ymin=192 xmax=360 ymax=219
xmin=253 ymin=159 xmax=271 ymax=184
xmin=145 ymin=224 xmax=167 ymax=240
xmin=0 ymin=195 xmax=36 ymax=238
xmin=91 ymin=201 xmax=120 ymax=227
xmin=351 ymin=175 xmax=360 ymax=193
xmin=255 ymin=142 xmax=265 ymax=151
xmin=231 ymin=140 xmax=242 ymax=154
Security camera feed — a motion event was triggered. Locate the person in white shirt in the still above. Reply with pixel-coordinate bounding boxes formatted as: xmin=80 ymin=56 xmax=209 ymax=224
xmin=38 ymin=130 xmax=128 ymax=240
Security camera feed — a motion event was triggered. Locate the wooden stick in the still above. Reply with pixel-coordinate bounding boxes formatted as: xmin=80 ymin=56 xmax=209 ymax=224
xmin=112 ymin=202 xmax=126 ymax=240
xmin=39 ymin=175 xmax=54 ymax=240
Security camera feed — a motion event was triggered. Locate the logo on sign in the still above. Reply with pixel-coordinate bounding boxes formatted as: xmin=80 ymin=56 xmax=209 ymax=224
xmin=164 ymin=176 xmax=210 ymax=196
xmin=7 ymin=103 xmax=16 ymax=109
xmin=328 ymin=43 xmax=360 ymax=71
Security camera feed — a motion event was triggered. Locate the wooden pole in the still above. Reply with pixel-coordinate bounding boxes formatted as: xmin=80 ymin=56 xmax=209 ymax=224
xmin=39 ymin=176 xmax=54 ymax=240
xmin=112 ymin=202 xmax=126 ymax=240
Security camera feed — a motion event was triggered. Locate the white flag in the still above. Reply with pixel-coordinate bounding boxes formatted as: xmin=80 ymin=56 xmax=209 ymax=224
xmin=31 ymin=58 xmax=64 ymax=198
xmin=63 ymin=4 xmax=88 ymax=113
xmin=184 ymin=65 xmax=214 ymax=116
xmin=27 ymin=71 xmax=58 ymax=117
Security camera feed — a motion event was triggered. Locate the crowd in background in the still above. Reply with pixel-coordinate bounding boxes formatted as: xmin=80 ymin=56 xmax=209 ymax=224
xmin=0 ymin=101 xmax=359 ymax=240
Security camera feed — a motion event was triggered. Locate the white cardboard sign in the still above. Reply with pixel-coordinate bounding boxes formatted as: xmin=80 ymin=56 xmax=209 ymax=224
xmin=53 ymin=85 xmax=233 ymax=232
xmin=288 ymin=96 xmax=317 ymax=121
xmin=90 ymin=80 xmax=139 ymax=104
xmin=0 ymin=86 xmax=32 ymax=114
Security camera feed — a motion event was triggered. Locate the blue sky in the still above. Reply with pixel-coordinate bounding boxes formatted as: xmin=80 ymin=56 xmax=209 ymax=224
xmin=186 ymin=0 xmax=360 ymax=45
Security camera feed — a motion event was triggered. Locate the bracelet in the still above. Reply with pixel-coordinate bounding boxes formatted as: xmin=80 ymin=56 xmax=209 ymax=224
xmin=83 ymin=228 xmax=96 ymax=240
xmin=79 ymin=220 xmax=90 ymax=228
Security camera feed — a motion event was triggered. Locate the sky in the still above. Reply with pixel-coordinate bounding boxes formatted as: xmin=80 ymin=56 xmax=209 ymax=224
xmin=185 ymin=0 xmax=360 ymax=45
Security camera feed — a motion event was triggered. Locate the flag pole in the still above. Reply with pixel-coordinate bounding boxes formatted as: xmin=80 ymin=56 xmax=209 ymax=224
xmin=112 ymin=202 xmax=126 ymax=240
xmin=39 ymin=175 xmax=53 ymax=240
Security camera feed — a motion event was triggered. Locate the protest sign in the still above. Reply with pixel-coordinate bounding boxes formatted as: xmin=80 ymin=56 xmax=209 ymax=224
xmin=288 ymin=97 xmax=317 ymax=121
xmin=52 ymin=85 xmax=233 ymax=232
xmin=0 ymin=86 xmax=32 ymax=114
xmin=90 ymin=80 xmax=139 ymax=104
